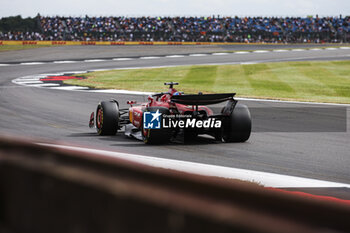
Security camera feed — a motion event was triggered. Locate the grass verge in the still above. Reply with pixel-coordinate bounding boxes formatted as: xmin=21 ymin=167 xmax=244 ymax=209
xmin=214 ymin=45 xmax=350 ymax=54
xmin=64 ymin=60 xmax=350 ymax=104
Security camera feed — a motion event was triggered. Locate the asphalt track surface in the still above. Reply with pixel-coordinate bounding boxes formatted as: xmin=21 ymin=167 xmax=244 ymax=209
xmin=1 ymin=45 xmax=350 ymax=198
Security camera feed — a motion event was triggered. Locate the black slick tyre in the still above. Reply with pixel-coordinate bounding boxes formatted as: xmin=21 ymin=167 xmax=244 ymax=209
xmin=222 ymin=103 xmax=251 ymax=142
xmin=96 ymin=101 xmax=119 ymax=135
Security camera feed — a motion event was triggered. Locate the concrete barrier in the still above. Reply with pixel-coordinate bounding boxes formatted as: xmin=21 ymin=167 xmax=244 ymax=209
xmin=1 ymin=136 xmax=350 ymax=233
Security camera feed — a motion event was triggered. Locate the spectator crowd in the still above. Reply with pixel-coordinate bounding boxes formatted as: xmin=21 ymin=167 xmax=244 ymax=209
xmin=1 ymin=15 xmax=349 ymax=43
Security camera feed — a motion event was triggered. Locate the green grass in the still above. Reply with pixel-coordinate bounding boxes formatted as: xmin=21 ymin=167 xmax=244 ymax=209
xmin=65 ymin=60 xmax=350 ymax=104
xmin=0 ymin=45 xmax=55 ymax=52
xmin=213 ymin=45 xmax=350 ymax=54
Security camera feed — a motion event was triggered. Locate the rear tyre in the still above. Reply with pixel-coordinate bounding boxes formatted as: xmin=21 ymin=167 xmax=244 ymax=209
xmin=142 ymin=107 xmax=171 ymax=144
xmin=96 ymin=101 xmax=119 ymax=135
xmin=222 ymin=104 xmax=251 ymax=142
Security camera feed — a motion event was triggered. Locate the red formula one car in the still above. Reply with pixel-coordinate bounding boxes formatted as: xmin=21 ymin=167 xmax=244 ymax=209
xmin=89 ymin=82 xmax=251 ymax=144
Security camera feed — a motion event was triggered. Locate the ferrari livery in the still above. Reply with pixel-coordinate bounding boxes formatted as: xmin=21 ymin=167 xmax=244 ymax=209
xmin=89 ymin=82 xmax=251 ymax=144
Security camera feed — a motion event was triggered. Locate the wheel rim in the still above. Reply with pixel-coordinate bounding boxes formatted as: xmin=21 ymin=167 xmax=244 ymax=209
xmin=96 ymin=108 xmax=103 ymax=130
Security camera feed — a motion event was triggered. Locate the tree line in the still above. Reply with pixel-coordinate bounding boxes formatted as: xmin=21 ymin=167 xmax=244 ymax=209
xmin=0 ymin=15 xmax=41 ymax=32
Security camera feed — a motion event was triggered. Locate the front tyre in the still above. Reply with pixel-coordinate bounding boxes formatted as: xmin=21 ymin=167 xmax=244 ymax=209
xmin=222 ymin=104 xmax=251 ymax=142
xmin=96 ymin=101 xmax=119 ymax=135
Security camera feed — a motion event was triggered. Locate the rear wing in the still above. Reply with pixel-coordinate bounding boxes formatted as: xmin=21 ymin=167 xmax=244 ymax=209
xmin=171 ymin=93 xmax=235 ymax=105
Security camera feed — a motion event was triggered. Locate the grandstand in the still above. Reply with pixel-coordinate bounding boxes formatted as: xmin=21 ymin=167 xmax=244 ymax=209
xmin=0 ymin=15 xmax=349 ymax=43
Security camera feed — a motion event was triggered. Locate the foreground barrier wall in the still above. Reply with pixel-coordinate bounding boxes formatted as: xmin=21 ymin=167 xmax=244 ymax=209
xmin=1 ymin=136 xmax=350 ymax=233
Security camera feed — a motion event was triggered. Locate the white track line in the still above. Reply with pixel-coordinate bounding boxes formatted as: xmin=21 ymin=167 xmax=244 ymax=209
xmin=310 ymin=48 xmax=322 ymax=51
xmin=53 ymin=61 xmax=78 ymax=64
xmin=87 ymin=69 xmax=111 ymax=72
xmin=61 ymin=71 xmax=86 ymax=74
xmin=49 ymin=86 xmax=90 ymax=90
xmin=90 ymin=89 xmax=154 ymax=95
xmin=253 ymin=50 xmax=269 ymax=53
xmin=140 ymin=56 xmax=161 ymax=59
xmin=291 ymin=49 xmax=306 ymax=52
xmin=26 ymin=83 xmax=60 ymax=87
xmin=240 ymin=62 xmax=258 ymax=65
xmin=15 ymin=78 xmax=41 ymax=81
xmin=112 ymin=58 xmax=134 ymax=61
xmin=40 ymin=73 xmax=65 ymax=76
xmin=340 ymin=47 xmax=350 ymax=50
xmin=20 ymin=62 xmax=46 ymax=65
xmin=235 ymin=51 xmax=250 ymax=54
xmin=212 ymin=53 xmax=229 ymax=56
xmin=0 ymin=64 xmax=10 ymax=66
xmin=273 ymin=49 xmax=288 ymax=52
xmin=325 ymin=47 xmax=338 ymax=50
xmin=165 ymin=55 xmax=186 ymax=58
xmin=38 ymin=143 xmax=350 ymax=189
xmin=84 ymin=59 xmax=107 ymax=62
xmin=189 ymin=54 xmax=208 ymax=56
xmin=14 ymin=80 xmax=43 ymax=84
